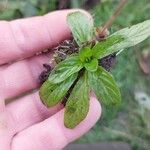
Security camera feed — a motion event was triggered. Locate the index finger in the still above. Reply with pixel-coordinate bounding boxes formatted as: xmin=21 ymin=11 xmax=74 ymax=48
xmin=0 ymin=9 xmax=89 ymax=65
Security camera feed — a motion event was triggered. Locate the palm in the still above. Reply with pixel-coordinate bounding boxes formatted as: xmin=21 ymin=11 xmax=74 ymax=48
xmin=0 ymin=10 xmax=101 ymax=150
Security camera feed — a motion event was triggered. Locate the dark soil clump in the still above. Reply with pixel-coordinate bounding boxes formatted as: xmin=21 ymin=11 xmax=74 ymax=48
xmin=53 ymin=39 xmax=79 ymax=63
xmin=99 ymin=53 xmax=116 ymax=71
xmin=39 ymin=64 xmax=52 ymax=84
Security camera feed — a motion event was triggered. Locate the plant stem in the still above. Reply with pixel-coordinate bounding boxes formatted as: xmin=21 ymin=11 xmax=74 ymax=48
xmin=101 ymin=0 xmax=128 ymax=34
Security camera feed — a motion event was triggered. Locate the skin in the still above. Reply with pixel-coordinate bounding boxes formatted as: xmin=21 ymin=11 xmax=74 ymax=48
xmin=0 ymin=9 xmax=101 ymax=150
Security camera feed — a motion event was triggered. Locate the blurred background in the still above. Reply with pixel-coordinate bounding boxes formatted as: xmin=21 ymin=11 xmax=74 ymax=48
xmin=0 ymin=0 xmax=150 ymax=150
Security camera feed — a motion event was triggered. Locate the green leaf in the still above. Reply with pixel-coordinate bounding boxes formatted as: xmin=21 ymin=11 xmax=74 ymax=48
xmin=79 ymin=47 xmax=93 ymax=62
xmin=84 ymin=58 xmax=98 ymax=72
xmin=39 ymin=73 xmax=78 ymax=107
xmin=64 ymin=71 xmax=90 ymax=128
xmin=92 ymin=35 xmax=123 ymax=59
xmin=88 ymin=66 xmax=121 ymax=105
xmin=67 ymin=11 xmax=94 ymax=45
xmin=48 ymin=55 xmax=83 ymax=84
xmin=92 ymin=20 xmax=150 ymax=59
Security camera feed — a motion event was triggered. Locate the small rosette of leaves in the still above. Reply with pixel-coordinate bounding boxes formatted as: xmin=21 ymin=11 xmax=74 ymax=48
xmin=39 ymin=11 xmax=150 ymax=129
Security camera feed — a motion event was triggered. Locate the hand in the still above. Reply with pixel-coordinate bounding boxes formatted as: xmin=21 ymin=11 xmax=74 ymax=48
xmin=0 ymin=9 xmax=101 ymax=150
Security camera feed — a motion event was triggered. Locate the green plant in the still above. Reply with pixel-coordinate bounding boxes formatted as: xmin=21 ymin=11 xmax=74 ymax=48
xmin=39 ymin=11 xmax=150 ymax=129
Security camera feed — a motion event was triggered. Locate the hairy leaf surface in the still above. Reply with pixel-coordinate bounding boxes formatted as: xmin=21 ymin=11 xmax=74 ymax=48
xmin=79 ymin=47 xmax=93 ymax=62
xmin=64 ymin=72 xmax=89 ymax=128
xmin=92 ymin=20 xmax=150 ymax=58
xmin=88 ymin=66 xmax=121 ymax=105
xmin=84 ymin=58 xmax=98 ymax=72
xmin=48 ymin=55 xmax=82 ymax=84
xmin=40 ymin=73 xmax=77 ymax=107
xmin=67 ymin=11 xmax=94 ymax=45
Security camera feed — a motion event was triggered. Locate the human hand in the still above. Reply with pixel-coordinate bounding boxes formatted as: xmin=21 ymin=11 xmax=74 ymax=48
xmin=0 ymin=10 xmax=101 ymax=150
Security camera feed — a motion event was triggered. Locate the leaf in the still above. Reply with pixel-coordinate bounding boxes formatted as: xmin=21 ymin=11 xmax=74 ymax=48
xmin=64 ymin=71 xmax=89 ymax=128
xmin=92 ymin=20 xmax=150 ymax=59
xmin=48 ymin=55 xmax=83 ymax=84
xmin=92 ymin=35 xmax=123 ymax=59
xmin=67 ymin=11 xmax=94 ymax=45
xmin=79 ymin=47 xmax=93 ymax=62
xmin=39 ymin=73 xmax=77 ymax=107
xmin=88 ymin=66 xmax=121 ymax=105
xmin=84 ymin=58 xmax=98 ymax=72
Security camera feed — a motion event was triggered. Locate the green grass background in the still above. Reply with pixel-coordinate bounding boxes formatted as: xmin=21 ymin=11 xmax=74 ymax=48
xmin=0 ymin=0 xmax=150 ymax=149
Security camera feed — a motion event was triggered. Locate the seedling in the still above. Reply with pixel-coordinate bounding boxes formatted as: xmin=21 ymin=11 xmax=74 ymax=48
xmin=39 ymin=9 xmax=150 ymax=128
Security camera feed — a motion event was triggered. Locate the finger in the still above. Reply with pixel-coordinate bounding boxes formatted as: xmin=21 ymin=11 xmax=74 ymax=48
xmin=0 ymin=9 xmax=90 ymax=65
xmin=6 ymin=92 xmax=63 ymax=135
xmin=0 ymin=53 xmax=52 ymax=99
xmin=11 ymin=97 xmax=101 ymax=150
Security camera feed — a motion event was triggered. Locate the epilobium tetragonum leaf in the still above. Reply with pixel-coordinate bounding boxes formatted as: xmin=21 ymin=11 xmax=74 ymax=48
xmin=92 ymin=20 xmax=150 ymax=59
xmin=40 ymin=73 xmax=78 ymax=107
xmin=88 ymin=66 xmax=121 ymax=105
xmin=67 ymin=11 xmax=94 ymax=45
xmin=92 ymin=35 xmax=123 ymax=59
xmin=64 ymin=72 xmax=89 ymax=128
xmin=48 ymin=55 xmax=83 ymax=84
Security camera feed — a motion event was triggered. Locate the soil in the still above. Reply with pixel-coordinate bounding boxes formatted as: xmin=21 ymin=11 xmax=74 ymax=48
xmin=39 ymin=63 xmax=52 ymax=84
xmin=99 ymin=53 xmax=116 ymax=71
xmin=53 ymin=38 xmax=79 ymax=63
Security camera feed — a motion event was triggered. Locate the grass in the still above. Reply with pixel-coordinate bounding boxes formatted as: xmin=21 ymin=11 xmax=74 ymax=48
xmin=0 ymin=0 xmax=150 ymax=149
